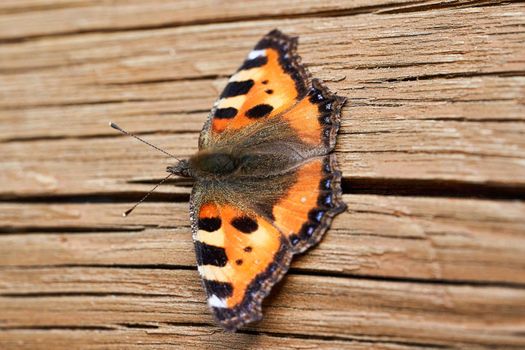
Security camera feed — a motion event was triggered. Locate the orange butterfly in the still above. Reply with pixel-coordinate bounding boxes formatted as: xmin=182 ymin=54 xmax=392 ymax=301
xmin=168 ymin=30 xmax=346 ymax=331
xmin=117 ymin=29 xmax=346 ymax=331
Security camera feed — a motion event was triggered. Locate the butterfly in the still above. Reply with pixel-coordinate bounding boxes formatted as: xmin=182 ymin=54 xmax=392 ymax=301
xmin=167 ymin=29 xmax=346 ymax=331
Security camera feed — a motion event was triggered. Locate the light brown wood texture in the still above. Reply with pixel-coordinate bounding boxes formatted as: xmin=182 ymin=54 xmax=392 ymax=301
xmin=1 ymin=1 xmax=525 ymax=349
xmin=1 ymin=195 xmax=525 ymax=284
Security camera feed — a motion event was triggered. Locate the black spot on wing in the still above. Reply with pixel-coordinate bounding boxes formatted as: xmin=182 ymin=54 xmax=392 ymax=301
xmin=318 ymin=193 xmax=334 ymax=208
xmin=245 ymin=104 xmax=273 ymax=119
xmin=309 ymin=88 xmax=325 ymax=104
xmin=298 ymin=208 xmax=327 ymax=242
xmin=214 ymin=107 xmax=238 ymax=119
xmin=195 ymin=241 xmax=227 ymax=267
xmin=320 ymin=177 xmax=332 ymax=190
xmin=198 ymin=217 xmax=221 ymax=232
xmin=289 ymin=234 xmax=300 ymax=246
xmin=220 ymin=80 xmax=254 ymax=98
xmin=239 ymin=56 xmax=268 ymax=70
xmin=231 ymin=216 xmax=258 ymax=234
xmin=308 ymin=209 xmax=325 ymax=224
xmin=204 ymin=279 xmax=233 ymax=299
xmin=323 ymin=156 xmax=332 ymax=173
xmin=300 ymin=223 xmax=317 ymax=239
xmin=298 ymin=188 xmax=339 ymax=242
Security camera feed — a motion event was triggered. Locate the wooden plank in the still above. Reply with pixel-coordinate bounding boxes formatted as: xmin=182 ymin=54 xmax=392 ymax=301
xmin=0 ymin=327 xmax=418 ymax=350
xmin=2 ymin=112 xmax=525 ymax=197
xmin=1 ymin=268 xmax=524 ymax=348
xmin=0 ymin=0 xmax=444 ymax=41
xmin=2 ymin=9 xmax=524 ymax=106
xmin=1 ymin=83 xmax=523 ymax=141
xmin=1 ymin=4 xmax=524 ymax=197
xmin=2 ymin=3 xmax=524 ymax=78
xmin=1 ymin=1 xmax=525 ymax=349
xmin=1 ymin=194 xmax=524 ymax=284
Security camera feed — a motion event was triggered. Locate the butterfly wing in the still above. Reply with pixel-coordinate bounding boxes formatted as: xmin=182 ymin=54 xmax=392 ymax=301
xmin=270 ymin=154 xmax=346 ymax=253
xmin=190 ymin=198 xmax=293 ymax=331
xmin=199 ymin=29 xmax=309 ymax=148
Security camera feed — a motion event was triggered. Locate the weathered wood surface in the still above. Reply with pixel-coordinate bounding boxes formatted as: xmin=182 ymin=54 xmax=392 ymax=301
xmin=1 ymin=1 xmax=525 ymax=349
xmin=2 ymin=195 xmax=525 ymax=284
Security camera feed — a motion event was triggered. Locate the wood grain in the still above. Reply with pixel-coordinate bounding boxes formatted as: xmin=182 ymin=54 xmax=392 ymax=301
xmin=0 ymin=328 xmax=422 ymax=350
xmin=1 ymin=3 xmax=525 ymax=198
xmin=1 ymin=195 xmax=525 ymax=284
xmin=1 ymin=269 xmax=524 ymax=348
xmin=0 ymin=0 xmax=424 ymax=41
xmin=1 ymin=0 xmax=524 ymax=349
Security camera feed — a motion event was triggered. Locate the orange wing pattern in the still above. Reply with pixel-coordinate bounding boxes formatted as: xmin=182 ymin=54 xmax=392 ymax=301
xmin=193 ymin=202 xmax=292 ymax=330
xmin=281 ymin=79 xmax=346 ymax=154
xmin=204 ymin=30 xmax=309 ymax=136
xmin=272 ymin=154 xmax=345 ymax=253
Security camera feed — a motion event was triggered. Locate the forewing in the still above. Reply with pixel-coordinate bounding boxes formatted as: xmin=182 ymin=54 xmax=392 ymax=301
xmin=199 ymin=29 xmax=309 ymax=148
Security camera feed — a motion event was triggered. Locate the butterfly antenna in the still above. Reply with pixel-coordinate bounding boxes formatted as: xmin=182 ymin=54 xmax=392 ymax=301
xmin=109 ymin=122 xmax=180 ymax=161
xmin=122 ymin=173 xmax=174 ymax=217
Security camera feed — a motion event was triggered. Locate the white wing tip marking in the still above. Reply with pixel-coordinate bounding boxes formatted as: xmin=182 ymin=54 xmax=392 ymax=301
xmin=248 ymin=49 xmax=266 ymax=60
xmin=208 ymin=294 xmax=228 ymax=308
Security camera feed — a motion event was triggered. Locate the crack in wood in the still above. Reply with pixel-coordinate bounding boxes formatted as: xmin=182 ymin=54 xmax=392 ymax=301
xmin=379 ymin=70 xmax=525 ymax=83
xmin=1 ymin=127 xmax=204 ymax=144
xmin=288 ymin=268 xmax=525 ymax=289
xmin=343 ymin=177 xmax=525 ymax=200
xmin=0 ymin=325 xmax=116 ymax=331
xmin=0 ymin=98 xmax=155 ymax=110
xmin=99 ymin=74 xmax=228 ymax=86
xmin=0 ymin=192 xmax=190 ymax=204
xmin=117 ymin=323 xmax=160 ymax=329
xmin=0 ymin=226 xmax=145 ymax=235
xmin=0 ymin=291 xmax=178 ymax=298
xmin=409 ymin=117 xmax=525 ymax=123
xmin=1 ymin=177 xmax=524 ymax=205
xmin=0 ymin=177 xmax=525 ymax=212
xmin=2 ymin=264 xmax=524 ymax=289
xmin=0 ymin=264 xmax=198 ymax=271
xmin=0 ymin=1 xmax=423 ymax=44
xmin=238 ymin=329 xmax=454 ymax=349
xmin=379 ymin=0 xmax=524 ymax=14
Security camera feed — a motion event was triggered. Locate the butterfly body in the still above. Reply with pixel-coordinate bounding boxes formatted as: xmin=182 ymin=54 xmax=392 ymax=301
xmin=168 ymin=30 xmax=346 ymax=331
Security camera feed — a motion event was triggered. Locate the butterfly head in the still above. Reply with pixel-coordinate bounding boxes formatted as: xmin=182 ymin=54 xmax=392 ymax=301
xmin=166 ymin=159 xmax=192 ymax=178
